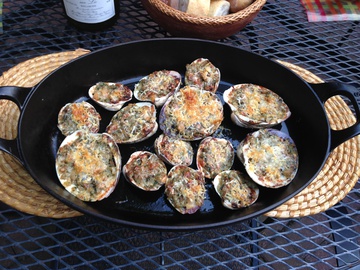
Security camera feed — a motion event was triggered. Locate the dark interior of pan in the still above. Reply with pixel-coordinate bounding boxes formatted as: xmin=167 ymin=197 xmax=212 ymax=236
xmin=18 ymin=39 xmax=329 ymax=230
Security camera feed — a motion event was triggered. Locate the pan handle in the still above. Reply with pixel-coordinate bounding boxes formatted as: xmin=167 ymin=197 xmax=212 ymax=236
xmin=0 ymin=86 xmax=32 ymax=164
xmin=310 ymin=82 xmax=360 ymax=151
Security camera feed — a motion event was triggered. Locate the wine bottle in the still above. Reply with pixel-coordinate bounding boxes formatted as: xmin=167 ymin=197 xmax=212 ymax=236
xmin=62 ymin=0 xmax=120 ymax=31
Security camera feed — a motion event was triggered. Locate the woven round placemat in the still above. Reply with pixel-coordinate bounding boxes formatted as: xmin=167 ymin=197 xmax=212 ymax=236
xmin=0 ymin=49 xmax=89 ymax=218
xmin=265 ymin=60 xmax=360 ymax=218
xmin=0 ymin=52 xmax=359 ymax=219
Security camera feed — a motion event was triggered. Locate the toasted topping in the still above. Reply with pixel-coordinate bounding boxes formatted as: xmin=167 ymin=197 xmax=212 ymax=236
xmin=237 ymin=129 xmax=298 ymax=188
xmin=57 ymin=101 xmax=101 ymax=136
xmin=165 ymin=165 xmax=205 ymax=214
xmin=134 ymin=70 xmax=181 ymax=106
xmin=224 ymin=84 xmax=291 ymax=128
xmin=89 ymin=82 xmax=132 ymax=111
xmin=196 ymin=137 xmax=234 ymax=179
xmin=159 ymin=86 xmax=223 ymax=141
xmin=185 ymin=58 xmax=220 ymax=93
xmin=55 ymin=130 xmax=121 ymax=202
xmin=154 ymin=134 xmax=194 ymax=166
xmin=106 ymin=102 xmax=158 ymax=144
xmin=123 ymin=151 xmax=167 ymax=191
xmin=213 ymin=170 xmax=259 ymax=209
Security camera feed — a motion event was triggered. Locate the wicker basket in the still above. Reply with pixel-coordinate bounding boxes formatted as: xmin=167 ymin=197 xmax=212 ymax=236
xmin=141 ymin=0 xmax=267 ymax=40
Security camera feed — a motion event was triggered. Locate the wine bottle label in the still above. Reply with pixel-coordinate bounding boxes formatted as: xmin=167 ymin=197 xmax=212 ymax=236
xmin=63 ymin=0 xmax=116 ymax=24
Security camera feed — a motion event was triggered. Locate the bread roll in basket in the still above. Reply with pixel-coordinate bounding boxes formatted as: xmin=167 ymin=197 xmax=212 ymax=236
xmin=140 ymin=0 xmax=267 ymax=40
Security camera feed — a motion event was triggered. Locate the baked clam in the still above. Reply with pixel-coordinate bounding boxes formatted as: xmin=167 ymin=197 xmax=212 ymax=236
xmin=122 ymin=151 xmax=167 ymax=191
xmin=237 ymin=128 xmax=299 ymax=189
xmin=134 ymin=70 xmax=181 ymax=107
xmin=223 ymin=83 xmax=291 ymax=128
xmin=57 ymin=101 xmax=101 ymax=136
xmin=165 ymin=165 xmax=205 ymax=214
xmin=88 ymin=82 xmax=132 ymax=111
xmin=213 ymin=170 xmax=259 ymax=210
xmin=106 ymin=102 xmax=158 ymax=144
xmin=185 ymin=58 xmax=220 ymax=93
xmin=159 ymin=85 xmax=224 ymax=141
xmin=154 ymin=134 xmax=194 ymax=166
xmin=196 ymin=137 xmax=234 ymax=179
xmin=55 ymin=130 xmax=121 ymax=202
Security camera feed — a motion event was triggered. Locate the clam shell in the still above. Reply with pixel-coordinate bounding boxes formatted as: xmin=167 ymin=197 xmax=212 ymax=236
xmin=122 ymin=151 xmax=167 ymax=191
xmin=165 ymin=165 xmax=205 ymax=214
xmin=159 ymin=86 xmax=224 ymax=141
xmin=57 ymin=101 xmax=101 ymax=136
xmin=134 ymin=70 xmax=181 ymax=107
xmin=106 ymin=102 xmax=158 ymax=144
xmin=237 ymin=128 xmax=299 ymax=189
xmin=185 ymin=58 xmax=220 ymax=93
xmin=213 ymin=170 xmax=259 ymax=209
xmin=88 ymin=82 xmax=132 ymax=111
xmin=154 ymin=134 xmax=194 ymax=166
xmin=196 ymin=137 xmax=234 ymax=179
xmin=223 ymin=83 xmax=291 ymax=128
xmin=55 ymin=130 xmax=121 ymax=202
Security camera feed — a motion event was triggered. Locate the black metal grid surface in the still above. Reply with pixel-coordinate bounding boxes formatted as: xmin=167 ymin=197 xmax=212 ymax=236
xmin=1 ymin=0 xmax=359 ymax=269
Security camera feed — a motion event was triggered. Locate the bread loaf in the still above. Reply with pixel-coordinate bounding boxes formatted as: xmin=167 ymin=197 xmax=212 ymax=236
xmin=209 ymin=0 xmax=230 ymax=16
xmin=227 ymin=0 xmax=253 ymax=13
xmin=179 ymin=0 xmax=210 ymax=16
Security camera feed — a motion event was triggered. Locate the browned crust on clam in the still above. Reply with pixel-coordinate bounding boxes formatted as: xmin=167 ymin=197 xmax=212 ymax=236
xmin=165 ymin=165 xmax=205 ymax=214
xmin=159 ymin=86 xmax=223 ymax=141
xmin=185 ymin=58 xmax=220 ymax=93
xmin=213 ymin=170 xmax=259 ymax=209
xmin=106 ymin=102 xmax=158 ymax=144
xmin=154 ymin=134 xmax=194 ymax=166
xmin=88 ymin=82 xmax=133 ymax=111
xmin=223 ymin=83 xmax=291 ymax=128
xmin=122 ymin=151 xmax=167 ymax=191
xmin=55 ymin=130 xmax=121 ymax=202
xmin=57 ymin=101 xmax=101 ymax=137
xmin=237 ymin=128 xmax=299 ymax=188
xmin=196 ymin=137 xmax=234 ymax=179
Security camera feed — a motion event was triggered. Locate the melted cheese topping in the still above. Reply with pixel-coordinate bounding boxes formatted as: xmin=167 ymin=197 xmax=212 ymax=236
xmin=123 ymin=151 xmax=167 ymax=191
xmin=91 ymin=82 xmax=132 ymax=104
xmin=55 ymin=131 xmax=120 ymax=202
xmin=165 ymin=165 xmax=205 ymax=214
xmin=134 ymin=70 xmax=181 ymax=103
xmin=106 ymin=102 xmax=157 ymax=144
xmin=196 ymin=137 xmax=234 ymax=179
xmin=240 ymin=129 xmax=298 ymax=188
xmin=214 ymin=170 xmax=259 ymax=209
xmin=185 ymin=58 xmax=220 ymax=93
xmin=57 ymin=101 xmax=101 ymax=136
xmin=154 ymin=134 xmax=193 ymax=166
xmin=160 ymin=86 xmax=223 ymax=141
xmin=226 ymin=84 xmax=290 ymax=125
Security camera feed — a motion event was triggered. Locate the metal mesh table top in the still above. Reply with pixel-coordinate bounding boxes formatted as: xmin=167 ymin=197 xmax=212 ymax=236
xmin=0 ymin=0 xmax=359 ymax=269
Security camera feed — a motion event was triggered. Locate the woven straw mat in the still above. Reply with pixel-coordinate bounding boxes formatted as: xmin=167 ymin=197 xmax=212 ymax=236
xmin=0 ymin=51 xmax=359 ymax=219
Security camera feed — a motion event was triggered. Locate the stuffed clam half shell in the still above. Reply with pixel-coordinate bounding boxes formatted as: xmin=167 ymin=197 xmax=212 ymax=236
xmin=185 ymin=58 xmax=220 ymax=93
xmin=88 ymin=82 xmax=133 ymax=111
xmin=159 ymin=85 xmax=224 ymax=141
xmin=196 ymin=137 xmax=234 ymax=179
xmin=165 ymin=165 xmax=206 ymax=215
xmin=213 ymin=170 xmax=259 ymax=210
xmin=122 ymin=151 xmax=167 ymax=191
xmin=57 ymin=101 xmax=101 ymax=137
xmin=223 ymin=83 xmax=291 ymax=128
xmin=106 ymin=102 xmax=158 ymax=144
xmin=237 ymin=128 xmax=299 ymax=189
xmin=134 ymin=70 xmax=181 ymax=107
xmin=154 ymin=134 xmax=194 ymax=166
xmin=55 ymin=130 xmax=121 ymax=202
